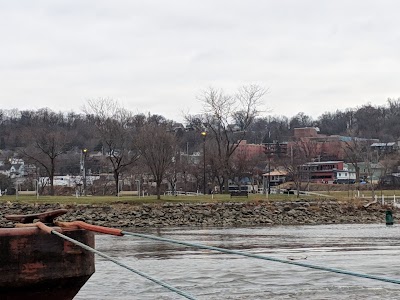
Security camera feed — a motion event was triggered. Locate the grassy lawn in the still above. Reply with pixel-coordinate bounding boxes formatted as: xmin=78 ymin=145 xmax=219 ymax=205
xmin=0 ymin=192 xmax=325 ymax=205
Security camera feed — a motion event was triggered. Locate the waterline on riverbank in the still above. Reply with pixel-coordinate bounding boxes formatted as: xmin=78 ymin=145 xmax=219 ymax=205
xmin=0 ymin=200 xmax=391 ymax=228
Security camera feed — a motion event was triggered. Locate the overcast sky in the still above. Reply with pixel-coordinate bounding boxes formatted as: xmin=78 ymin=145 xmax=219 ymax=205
xmin=1 ymin=1 xmax=400 ymax=122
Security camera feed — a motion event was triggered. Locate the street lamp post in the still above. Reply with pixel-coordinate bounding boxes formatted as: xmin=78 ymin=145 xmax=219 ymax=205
xmin=117 ymin=178 xmax=122 ymax=197
xmin=264 ymin=141 xmax=286 ymax=196
xmin=201 ymin=131 xmax=207 ymax=195
xmin=135 ymin=179 xmax=141 ymax=198
xmin=267 ymin=155 xmax=271 ymax=195
xmin=35 ymin=166 xmax=40 ymax=200
xmin=35 ymin=179 xmax=39 ymax=200
xmin=264 ymin=143 xmax=277 ymax=195
xmin=80 ymin=148 xmax=87 ymax=196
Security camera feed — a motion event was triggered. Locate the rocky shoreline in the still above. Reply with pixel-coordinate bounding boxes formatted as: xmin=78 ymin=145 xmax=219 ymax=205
xmin=0 ymin=200 xmax=394 ymax=228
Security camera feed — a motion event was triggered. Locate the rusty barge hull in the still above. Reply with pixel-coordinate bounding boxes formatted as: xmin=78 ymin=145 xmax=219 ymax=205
xmin=0 ymin=226 xmax=95 ymax=300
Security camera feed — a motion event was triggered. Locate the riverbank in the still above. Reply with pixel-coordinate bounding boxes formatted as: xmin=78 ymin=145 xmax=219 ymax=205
xmin=0 ymin=199 xmax=393 ymax=228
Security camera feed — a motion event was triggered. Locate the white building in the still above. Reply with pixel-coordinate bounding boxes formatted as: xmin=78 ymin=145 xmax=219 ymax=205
xmin=333 ymin=164 xmax=356 ymax=184
xmin=39 ymin=175 xmax=100 ymax=187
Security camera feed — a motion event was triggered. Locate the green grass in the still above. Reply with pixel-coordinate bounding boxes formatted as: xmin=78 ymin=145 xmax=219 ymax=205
xmin=0 ymin=192 xmax=320 ymax=205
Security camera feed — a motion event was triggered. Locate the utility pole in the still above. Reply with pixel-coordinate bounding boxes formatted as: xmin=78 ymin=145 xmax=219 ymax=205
xmin=201 ymin=131 xmax=207 ymax=195
xmin=264 ymin=143 xmax=274 ymax=195
xmin=264 ymin=141 xmax=287 ymax=195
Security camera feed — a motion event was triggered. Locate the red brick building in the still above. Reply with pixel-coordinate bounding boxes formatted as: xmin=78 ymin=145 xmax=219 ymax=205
xmin=300 ymin=161 xmax=344 ymax=183
xmin=291 ymin=127 xmax=370 ymax=161
xmin=233 ymin=140 xmax=265 ymax=160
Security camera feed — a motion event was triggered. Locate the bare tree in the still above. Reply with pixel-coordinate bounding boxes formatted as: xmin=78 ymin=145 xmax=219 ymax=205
xmin=279 ymin=142 xmax=309 ymax=197
xmin=342 ymin=139 xmax=364 ymax=186
xmin=136 ymin=123 xmax=177 ymax=199
xmin=186 ymin=84 xmax=266 ymax=192
xmin=176 ymin=153 xmax=200 ymax=193
xmin=379 ymin=153 xmax=400 ymax=187
xmin=165 ymin=152 xmax=179 ymax=195
xmin=342 ymin=131 xmax=383 ymax=199
xmin=84 ymin=98 xmax=139 ymax=194
xmin=205 ymin=138 xmax=225 ymax=193
xmin=21 ymin=126 xmax=73 ymax=195
xmin=341 ymin=127 xmax=373 ymax=193
xmin=231 ymin=146 xmax=261 ymax=191
xmin=296 ymin=139 xmax=324 ymax=190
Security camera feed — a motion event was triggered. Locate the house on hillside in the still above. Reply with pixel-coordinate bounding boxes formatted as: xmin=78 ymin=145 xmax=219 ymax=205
xmin=179 ymin=151 xmax=201 ymax=164
xmin=347 ymin=162 xmax=385 ymax=183
xmin=299 ymin=161 xmax=344 ymax=183
xmin=370 ymin=142 xmax=399 ymax=155
xmin=262 ymin=170 xmax=287 ymax=186
xmin=333 ymin=168 xmax=356 ymax=184
xmin=9 ymin=158 xmax=25 ymax=179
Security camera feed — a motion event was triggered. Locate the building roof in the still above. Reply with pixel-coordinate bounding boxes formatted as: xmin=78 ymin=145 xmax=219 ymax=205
xmin=339 ymin=136 xmax=379 ymax=143
xmin=333 ymin=169 xmax=355 ymax=173
xmin=370 ymin=142 xmax=396 ymax=147
xmin=262 ymin=170 xmax=287 ymax=176
xmin=303 ymin=161 xmax=343 ymax=165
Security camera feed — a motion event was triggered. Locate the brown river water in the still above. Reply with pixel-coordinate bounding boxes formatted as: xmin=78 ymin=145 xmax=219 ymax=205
xmin=75 ymin=224 xmax=400 ymax=299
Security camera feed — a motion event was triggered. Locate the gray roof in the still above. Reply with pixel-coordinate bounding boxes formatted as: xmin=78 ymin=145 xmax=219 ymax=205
xmin=370 ymin=142 xmax=396 ymax=147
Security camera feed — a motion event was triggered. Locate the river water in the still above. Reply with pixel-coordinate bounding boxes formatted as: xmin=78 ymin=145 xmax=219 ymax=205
xmin=75 ymin=224 xmax=400 ymax=300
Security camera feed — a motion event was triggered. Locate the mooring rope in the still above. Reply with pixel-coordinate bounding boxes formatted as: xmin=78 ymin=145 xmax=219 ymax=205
xmin=121 ymin=230 xmax=400 ymax=285
xmin=35 ymin=222 xmax=197 ymax=300
xmin=54 ymin=221 xmax=400 ymax=286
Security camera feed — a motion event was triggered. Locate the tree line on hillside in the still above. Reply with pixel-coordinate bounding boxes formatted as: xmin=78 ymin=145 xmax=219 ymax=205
xmin=1 ymin=90 xmax=400 ymax=197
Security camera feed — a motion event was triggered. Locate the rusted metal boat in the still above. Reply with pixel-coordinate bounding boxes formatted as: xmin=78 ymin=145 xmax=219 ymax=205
xmin=0 ymin=209 xmax=95 ymax=300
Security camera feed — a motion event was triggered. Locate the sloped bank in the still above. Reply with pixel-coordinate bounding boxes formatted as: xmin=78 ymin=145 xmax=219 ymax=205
xmin=0 ymin=200 xmax=392 ymax=228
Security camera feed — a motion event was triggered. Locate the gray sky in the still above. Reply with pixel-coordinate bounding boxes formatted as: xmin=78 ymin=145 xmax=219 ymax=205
xmin=1 ymin=0 xmax=400 ymax=122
